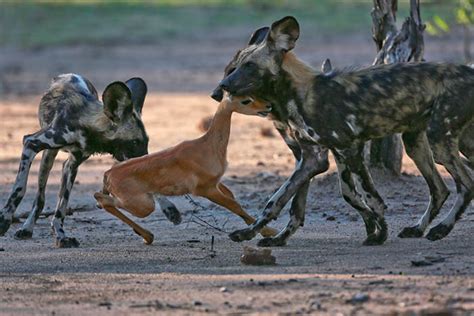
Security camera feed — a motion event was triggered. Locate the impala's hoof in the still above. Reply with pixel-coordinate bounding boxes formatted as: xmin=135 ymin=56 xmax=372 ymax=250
xmin=426 ymin=224 xmax=452 ymax=241
xmin=163 ymin=205 xmax=182 ymax=225
xmin=14 ymin=229 xmax=33 ymax=240
xmin=56 ymin=237 xmax=80 ymax=248
xmin=398 ymin=226 xmax=424 ymax=238
xmin=229 ymin=228 xmax=257 ymax=242
xmin=257 ymin=237 xmax=287 ymax=247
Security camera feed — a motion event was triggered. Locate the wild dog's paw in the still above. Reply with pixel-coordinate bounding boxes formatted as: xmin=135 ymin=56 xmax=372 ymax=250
xmin=398 ymin=226 xmax=424 ymax=238
xmin=363 ymin=230 xmax=387 ymax=246
xmin=56 ymin=237 xmax=80 ymax=248
xmin=14 ymin=229 xmax=33 ymax=240
xmin=163 ymin=205 xmax=182 ymax=225
xmin=0 ymin=215 xmax=12 ymax=236
xmin=257 ymin=237 xmax=287 ymax=247
xmin=229 ymin=228 xmax=257 ymax=242
xmin=426 ymin=224 xmax=452 ymax=241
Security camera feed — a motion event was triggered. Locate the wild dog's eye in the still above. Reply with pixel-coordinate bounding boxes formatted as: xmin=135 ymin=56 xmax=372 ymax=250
xmin=226 ymin=67 xmax=236 ymax=76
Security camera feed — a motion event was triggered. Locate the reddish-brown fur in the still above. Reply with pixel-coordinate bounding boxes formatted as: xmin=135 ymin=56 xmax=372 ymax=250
xmin=95 ymin=96 xmax=277 ymax=244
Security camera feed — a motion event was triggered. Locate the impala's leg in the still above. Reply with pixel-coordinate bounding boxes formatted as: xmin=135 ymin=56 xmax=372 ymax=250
xmin=0 ymin=130 xmax=56 ymax=235
xmin=398 ymin=131 xmax=449 ymax=238
xmin=258 ymin=146 xmax=329 ymax=247
xmin=229 ymin=144 xmax=325 ymax=243
xmin=202 ymin=184 xmax=277 ymax=237
xmin=94 ymin=192 xmax=155 ymax=244
xmin=333 ymin=146 xmax=387 ymax=245
xmin=51 ymin=152 xmax=88 ymax=248
xmin=15 ymin=149 xmax=59 ymax=239
xmin=156 ymin=197 xmax=182 ymax=225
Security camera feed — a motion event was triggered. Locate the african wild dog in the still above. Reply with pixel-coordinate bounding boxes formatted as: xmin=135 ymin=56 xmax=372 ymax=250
xmin=0 ymin=74 xmax=156 ymax=247
xmin=212 ymin=16 xmax=474 ymax=247
xmin=94 ymin=94 xmax=277 ymax=244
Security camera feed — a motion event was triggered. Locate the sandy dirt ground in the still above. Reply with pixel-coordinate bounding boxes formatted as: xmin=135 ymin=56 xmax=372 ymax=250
xmin=0 ymin=34 xmax=473 ymax=315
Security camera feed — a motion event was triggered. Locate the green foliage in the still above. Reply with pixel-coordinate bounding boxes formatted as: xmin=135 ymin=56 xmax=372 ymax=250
xmin=426 ymin=0 xmax=473 ymax=36
xmin=0 ymin=0 xmax=458 ymax=48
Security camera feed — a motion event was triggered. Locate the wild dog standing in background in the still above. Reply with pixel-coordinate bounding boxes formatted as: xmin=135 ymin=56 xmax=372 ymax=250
xmin=213 ymin=16 xmax=474 ymax=247
xmin=0 ymin=74 xmax=157 ymax=247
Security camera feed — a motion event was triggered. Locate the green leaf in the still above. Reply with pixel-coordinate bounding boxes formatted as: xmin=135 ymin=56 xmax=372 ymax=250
xmin=425 ymin=21 xmax=439 ymax=36
xmin=457 ymin=8 xmax=471 ymax=25
xmin=433 ymin=15 xmax=450 ymax=32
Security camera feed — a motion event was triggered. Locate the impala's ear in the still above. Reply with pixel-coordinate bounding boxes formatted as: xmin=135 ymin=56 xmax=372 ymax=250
xmin=248 ymin=26 xmax=270 ymax=46
xmin=102 ymin=82 xmax=133 ymax=123
xmin=125 ymin=77 xmax=147 ymax=115
xmin=267 ymin=16 xmax=300 ymax=52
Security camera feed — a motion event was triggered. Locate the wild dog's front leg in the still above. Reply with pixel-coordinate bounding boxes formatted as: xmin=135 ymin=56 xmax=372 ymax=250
xmin=51 ymin=152 xmax=88 ymax=248
xmin=0 ymin=135 xmax=44 ymax=235
xmin=15 ymin=149 xmax=59 ymax=239
xmin=258 ymin=146 xmax=329 ymax=247
xmin=333 ymin=147 xmax=387 ymax=245
xmin=257 ymin=180 xmax=310 ymax=247
xmin=229 ymin=145 xmax=323 ymax=242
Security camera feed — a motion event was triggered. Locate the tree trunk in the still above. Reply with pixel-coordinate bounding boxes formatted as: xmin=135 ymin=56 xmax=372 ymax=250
xmin=369 ymin=0 xmax=425 ymax=175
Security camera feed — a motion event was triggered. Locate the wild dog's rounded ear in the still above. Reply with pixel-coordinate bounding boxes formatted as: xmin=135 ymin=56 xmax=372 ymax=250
xmin=322 ymin=58 xmax=332 ymax=74
xmin=268 ymin=16 xmax=299 ymax=52
xmin=125 ymin=77 xmax=147 ymax=115
xmin=102 ymin=81 xmax=133 ymax=123
xmin=248 ymin=26 xmax=270 ymax=46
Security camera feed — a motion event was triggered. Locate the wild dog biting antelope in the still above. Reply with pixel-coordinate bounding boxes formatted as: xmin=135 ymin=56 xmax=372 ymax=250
xmin=213 ymin=16 xmax=474 ymax=246
xmin=94 ymin=94 xmax=278 ymax=244
xmin=0 ymin=74 xmax=155 ymax=247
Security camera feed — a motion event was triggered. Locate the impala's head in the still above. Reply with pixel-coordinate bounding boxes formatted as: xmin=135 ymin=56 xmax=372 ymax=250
xmin=101 ymin=78 xmax=149 ymax=161
xmin=223 ymin=94 xmax=272 ymax=117
xmin=211 ymin=16 xmax=300 ymax=101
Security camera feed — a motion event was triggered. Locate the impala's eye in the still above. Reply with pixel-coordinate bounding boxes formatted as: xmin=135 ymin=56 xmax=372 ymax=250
xmin=241 ymin=98 xmax=253 ymax=105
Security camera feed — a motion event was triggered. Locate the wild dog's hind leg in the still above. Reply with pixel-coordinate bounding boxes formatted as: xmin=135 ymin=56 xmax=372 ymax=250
xmin=14 ymin=149 xmax=59 ymax=239
xmin=426 ymin=138 xmax=473 ymax=240
xmin=51 ymin=152 xmax=88 ymax=248
xmin=333 ymin=147 xmax=388 ymax=245
xmin=0 ymin=131 xmax=56 ymax=235
xmin=94 ymin=192 xmax=155 ymax=244
xmin=398 ymin=131 xmax=449 ymax=238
